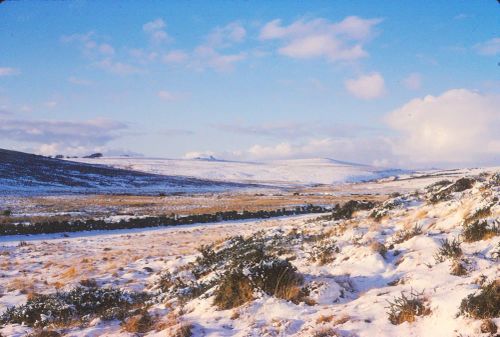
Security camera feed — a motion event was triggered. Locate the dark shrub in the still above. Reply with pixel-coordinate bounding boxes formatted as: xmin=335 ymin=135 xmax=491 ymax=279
xmin=462 ymin=220 xmax=498 ymax=242
xmin=434 ymin=238 xmax=462 ymax=263
xmin=2 ymin=210 xmax=11 ymax=216
xmin=331 ymin=200 xmax=375 ymax=220
xmin=0 ymin=286 xmax=149 ymax=328
xmin=393 ymin=224 xmax=423 ymax=244
xmin=458 ymin=280 xmax=500 ymax=319
xmin=427 ymin=178 xmax=475 ymax=203
xmin=308 ymin=240 xmax=339 ymax=265
xmin=386 ymin=290 xmax=431 ymax=325
xmin=464 ymin=205 xmax=493 ymax=225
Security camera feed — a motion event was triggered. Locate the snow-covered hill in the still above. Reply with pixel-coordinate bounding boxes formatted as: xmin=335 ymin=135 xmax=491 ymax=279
xmin=0 ymin=149 xmax=249 ymax=195
xmin=74 ymin=156 xmax=406 ymax=186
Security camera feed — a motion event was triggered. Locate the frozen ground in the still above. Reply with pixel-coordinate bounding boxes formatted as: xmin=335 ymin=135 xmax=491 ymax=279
xmin=0 ymin=170 xmax=498 ymax=336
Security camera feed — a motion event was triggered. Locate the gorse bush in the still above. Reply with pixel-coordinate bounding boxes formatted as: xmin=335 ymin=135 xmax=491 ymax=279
xmin=386 ymin=290 xmax=430 ymax=325
xmin=211 ymin=240 xmax=306 ymax=309
xmin=393 ymin=224 xmax=423 ymax=244
xmin=307 ymin=239 xmax=339 ymax=265
xmin=330 ymin=200 xmax=376 ymax=220
xmin=426 ymin=178 xmax=475 ymax=203
xmin=464 ymin=204 xmax=494 ymax=226
xmin=462 ymin=220 xmax=499 ymax=242
xmin=122 ymin=311 xmax=154 ymax=333
xmin=158 ymin=234 xmax=308 ymax=310
xmin=370 ymin=196 xmax=411 ymax=221
xmin=0 ymin=286 xmax=150 ymax=328
xmin=434 ymin=238 xmax=462 ymax=263
xmin=458 ymin=280 xmax=500 ymax=319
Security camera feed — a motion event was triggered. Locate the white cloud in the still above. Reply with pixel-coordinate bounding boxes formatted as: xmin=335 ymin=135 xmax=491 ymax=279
xmin=187 ymin=89 xmax=500 ymax=167
xmin=98 ymin=43 xmax=115 ymax=55
xmin=189 ymin=22 xmax=248 ymax=72
xmin=61 ymin=32 xmax=116 ymax=58
xmin=474 ymin=37 xmax=500 ymax=56
xmin=259 ymin=16 xmax=381 ymax=62
xmin=143 ymin=18 xmax=166 ymax=32
xmin=206 ymin=22 xmax=246 ymax=48
xmin=143 ymin=18 xmax=171 ymax=44
xmin=402 ymin=73 xmax=422 ymax=90
xmin=163 ymin=50 xmax=188 ymax=63
xmin=0 ymin=67 xmax=20 ymax=76
xmin=96 ymin=58 xmax=142 ymax=75
xmin=0 ymin=116 xmax=127 ymax=154
xmin=186 ymin=136 xmax=394 ymax=166
xmin=385 ymin=89 xmax=500 ymax=165
xmin=129 ymin=48 xmax=158 ymax=64
xmin=345 ymin=72 xmax=386 ymax=100
xmin=193 ymin=46 xmax=246 ymax=72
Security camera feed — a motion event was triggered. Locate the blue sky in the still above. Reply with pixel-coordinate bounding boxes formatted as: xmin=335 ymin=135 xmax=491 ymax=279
xmin=0 ymin=1 xmax=499 ymax=167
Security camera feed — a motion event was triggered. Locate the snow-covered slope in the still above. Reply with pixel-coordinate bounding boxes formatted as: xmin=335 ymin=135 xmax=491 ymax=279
xmin=0 ymin=149 xmax=249 ymax=195
xmin=74 ymin=157 xmax=405 ymax=186
xmin=1 ymin=172 xmax=499 ymax=337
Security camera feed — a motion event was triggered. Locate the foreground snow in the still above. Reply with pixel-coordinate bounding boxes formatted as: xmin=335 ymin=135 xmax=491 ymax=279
xmin=0 ymin=172 xmax=499 ymax=336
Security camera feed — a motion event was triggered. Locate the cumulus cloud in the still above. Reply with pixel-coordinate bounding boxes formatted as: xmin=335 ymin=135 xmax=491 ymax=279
xmin=61 ymin=32 xmax=115 ymax=57
xmin=194 ymin=89 xmax=500 ymax=167
xmin=259 ymin=16 xmax=381 ymax=62
xmin=206 ymin=22 xmax=246 ymax=48
xmin=402 ymin=73 xmax=422 ymax=90
xmin=190 ymin=22 xmax=248 ymax=72
xmin=345 ymin=72 xmax=386 ymax=99
xmin=474 ymin=37 xmax=500 ymax=55
xmin=192 ymin=45 xmax=246 ymax=72
xmin=385 ymin=89 xmax=500 ymax=166
xmin=143 ymin=18 xmax=171 ymax=44
xmin=0 ymin=67 xmax=20 ymax=76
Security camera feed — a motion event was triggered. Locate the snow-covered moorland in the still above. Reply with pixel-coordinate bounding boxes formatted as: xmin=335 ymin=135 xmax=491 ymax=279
xmin=0 ymin=172 xmax=499 ymax=337
xmin=74 ymin=157 xmax=407 ymax=186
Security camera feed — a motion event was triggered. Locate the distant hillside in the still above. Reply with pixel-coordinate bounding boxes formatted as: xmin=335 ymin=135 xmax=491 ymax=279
xmin=0 ymin=149 xmax=249 ymax=195
xmin=75 ymin=156 xmax=408 ymax=186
